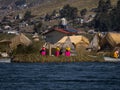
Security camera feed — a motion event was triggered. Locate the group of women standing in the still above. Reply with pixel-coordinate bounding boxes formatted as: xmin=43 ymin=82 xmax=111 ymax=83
xmin=40 ymin=46 xmax=71 ymax=57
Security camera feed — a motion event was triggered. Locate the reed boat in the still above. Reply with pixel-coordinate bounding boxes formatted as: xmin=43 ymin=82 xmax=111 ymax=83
xmin=104 ymin=57 xmax=120 ymax=62
xmin=0 ymin=52 xmax=11 ymax=63
xmin=0 ymin=58 xmax=11 ymax=63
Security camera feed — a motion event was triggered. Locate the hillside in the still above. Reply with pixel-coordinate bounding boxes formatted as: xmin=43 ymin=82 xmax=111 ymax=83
xmin=0 ymin=0 xmax=118 ymax=17
xmin=30 ymin=0 xmax=98 ymax=16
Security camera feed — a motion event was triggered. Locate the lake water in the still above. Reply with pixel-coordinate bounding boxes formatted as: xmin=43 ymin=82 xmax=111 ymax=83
xmin=0 ymin=62 xmax=120 ymax=90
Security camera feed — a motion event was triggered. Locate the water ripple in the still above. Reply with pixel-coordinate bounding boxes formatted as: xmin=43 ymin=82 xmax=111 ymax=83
xmin=0 ymin=62 xmax=120 ymax=90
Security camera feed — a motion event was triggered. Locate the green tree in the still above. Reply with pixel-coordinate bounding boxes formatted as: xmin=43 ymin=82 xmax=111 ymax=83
xmin=15 ymin=0 xmax=26 ymax=6
xmin=34 ymin=21 xmax=43 ymax=33
xmin=117 ymin=0 xmax=120 ymax=9
xmin=24 ymin=10 xmax=32 ymax=21
xmin=80 ymin=8 xmax=87 ymax=17
xmin=59 ymin=4 xmax=78 ymax=20
xmin=92 ymin=0 xmax=113 ymax=32
xmin=93 ymin=12 xmax=111 ymax=32
xmin=105 ymin=0 xmax=112 ymax=9
xmin=51 ymin=10 xmax=57 ymax=16
xmin=45 ymin=13 xmax=51 ymax=21
xmin=97 ymin=0 xmax=108 ymax=12
xmin=109 ymin=0 xmax=120 ymax=31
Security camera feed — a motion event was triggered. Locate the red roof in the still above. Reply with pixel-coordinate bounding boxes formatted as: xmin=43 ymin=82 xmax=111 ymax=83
xmin=43 ymin=27 xmax=77 ymax=35
xmin=54 ymin=27 xmax=71 ymax=34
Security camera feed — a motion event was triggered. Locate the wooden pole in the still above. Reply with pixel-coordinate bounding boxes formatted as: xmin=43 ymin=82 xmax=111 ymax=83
xmin=49 ymin=43 xmax=52 ymax=56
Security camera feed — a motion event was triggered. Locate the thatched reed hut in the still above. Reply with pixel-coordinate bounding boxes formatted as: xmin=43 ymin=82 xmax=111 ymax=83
xmin=87 ymin=33 xmax=101 ymax=51
xmin=105 ymin=32 xmax=120 ymax=47
xmin=0 ymin=39 xmax=11 ymax=44
xmin=10 ymin=33 xmax=32 ymax=49
xmin=56 ymin=35 xmax=89 ymax=48
xmin=43 ymin=35 xmax=89 ymax=56
xmin=88 ymin=32 xmax=120 ymax=51
xmin=99 ymin=32 xmax=120 ymax=50
xmin=44 ymin=35 xmax=89 ymax=49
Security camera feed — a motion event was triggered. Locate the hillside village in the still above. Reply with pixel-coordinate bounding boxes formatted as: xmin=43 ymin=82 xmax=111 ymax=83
xmin=0 ymin=0 xmax=120 ymax=62
xmin=0 ymin=4 xmax=95 ymax=34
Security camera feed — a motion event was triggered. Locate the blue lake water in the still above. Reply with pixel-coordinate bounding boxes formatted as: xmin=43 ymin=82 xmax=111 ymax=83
xmin=0 ymin=62 xmax=120 ymax=90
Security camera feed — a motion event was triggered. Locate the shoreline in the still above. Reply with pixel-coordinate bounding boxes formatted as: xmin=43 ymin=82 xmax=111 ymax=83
xmin=11 ymin=54 xmax=105 ymax=63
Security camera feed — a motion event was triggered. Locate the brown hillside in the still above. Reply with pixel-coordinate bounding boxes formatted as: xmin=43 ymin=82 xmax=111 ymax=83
xmin=29 ymin=0 xmax=118 ymax=16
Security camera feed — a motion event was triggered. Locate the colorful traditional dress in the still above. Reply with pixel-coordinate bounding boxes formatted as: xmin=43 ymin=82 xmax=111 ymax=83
xmin=40 ymin=47 xmax=46 ymax=56
xmin=65 ymin=47 xmax=71 ymax=56
xmin=55 ymin=47 xmax=60 ymax=57
xmin=65 ymin=50 xmax=71 ymax=56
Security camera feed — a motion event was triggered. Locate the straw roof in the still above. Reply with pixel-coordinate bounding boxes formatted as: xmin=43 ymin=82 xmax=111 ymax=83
xmin=57 ymin=35 xmax=89 ymax=45
xmin=94 ymin=32 xmax=120 ymax=51
xmin=105 ymin=32 xmax=120 ymax=47
xmin=10 ymin=33 xmax=32 ymax=49
xmin=0 ymin=39 xmax=11 ymax=44
xmin=43 ymin=35 xmax=89 ymax=49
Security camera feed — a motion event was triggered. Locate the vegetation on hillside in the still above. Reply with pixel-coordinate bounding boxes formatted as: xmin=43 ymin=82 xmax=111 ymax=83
xmin=91 ymin=0 xmax=120 ymax=32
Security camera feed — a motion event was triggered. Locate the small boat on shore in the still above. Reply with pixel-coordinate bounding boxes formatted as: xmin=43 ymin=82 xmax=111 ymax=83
xmin=104 ymin=57 xmax=120 ymax=62
xmin=0 ymin=58 xmax=11 ymax=63
xmin=0 ymin=52 xmax=11 ymax=63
